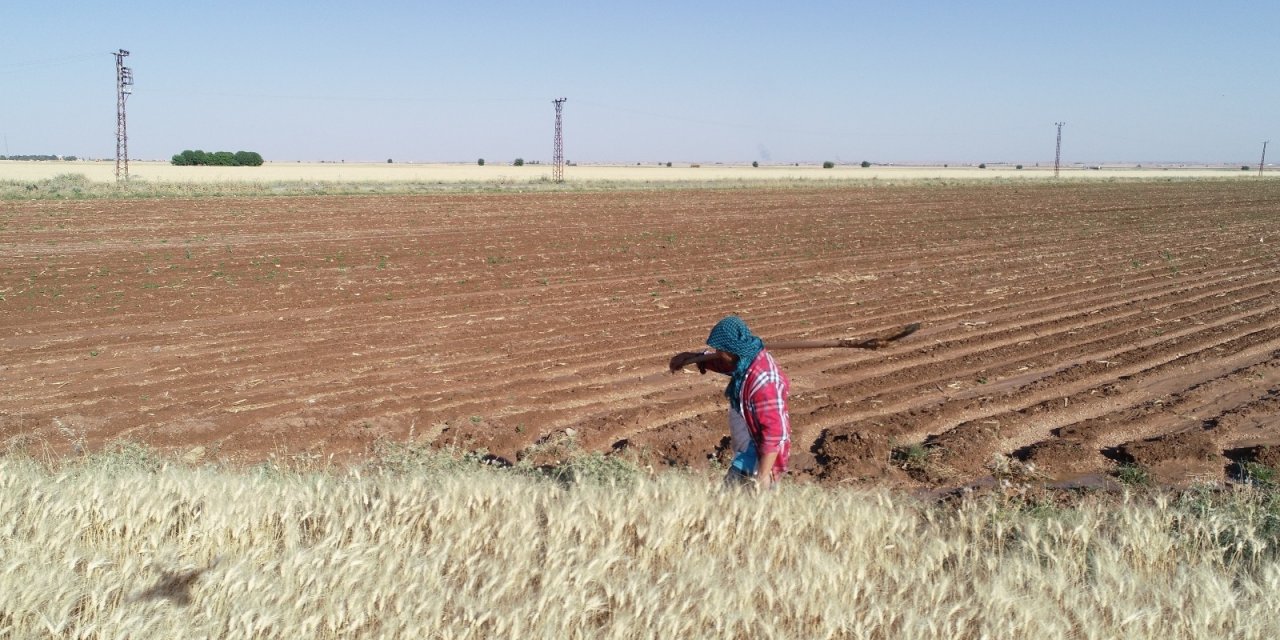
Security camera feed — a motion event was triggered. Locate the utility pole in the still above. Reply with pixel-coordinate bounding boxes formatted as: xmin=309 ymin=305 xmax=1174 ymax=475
xmin=552 ymin=97 xmax=566 ymax=183
xmin=114 ymin=49 xmax=133 ymax=182
xmin=1053 ymin=122 xmax=1065 ymax=178
xmin=1260 ymin=140 xmax=1269 ymax=177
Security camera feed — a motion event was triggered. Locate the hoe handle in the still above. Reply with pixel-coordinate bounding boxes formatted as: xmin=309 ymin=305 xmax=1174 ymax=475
xmin=766 ymin=322 xmax=921 ymax=351
xmin=670 ymin=323 xmax=921 ymax=371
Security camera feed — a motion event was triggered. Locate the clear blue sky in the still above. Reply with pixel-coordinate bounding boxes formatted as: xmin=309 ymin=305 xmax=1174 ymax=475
xmin=2 ymin=1 xmax=1275 ymax=164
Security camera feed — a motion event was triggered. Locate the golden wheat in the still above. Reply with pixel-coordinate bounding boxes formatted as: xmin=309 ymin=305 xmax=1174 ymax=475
xmin=1 ymin=455 xmax=1277 ymax=639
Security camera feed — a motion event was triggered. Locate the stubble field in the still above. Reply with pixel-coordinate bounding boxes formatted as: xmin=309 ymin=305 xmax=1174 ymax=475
xmin=2 ymin=180 xmax=1278 ymax=489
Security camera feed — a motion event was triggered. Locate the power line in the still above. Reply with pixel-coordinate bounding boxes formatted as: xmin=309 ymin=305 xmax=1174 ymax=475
xmin=114 ymin=49 xmax=133 ymax=182
xmin=1053 ymin=122 xmax=1065 ymax=178
xmin=552 ymin=97 xmax=566 ymax=183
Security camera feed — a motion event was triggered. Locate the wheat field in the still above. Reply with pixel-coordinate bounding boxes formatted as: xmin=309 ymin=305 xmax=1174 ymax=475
xmin=2 ymin=448 xmax=1278 ymax=639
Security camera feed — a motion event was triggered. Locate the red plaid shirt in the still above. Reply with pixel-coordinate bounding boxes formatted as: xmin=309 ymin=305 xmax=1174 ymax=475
xmin=737 ymin=349 xmax=791 ymax=476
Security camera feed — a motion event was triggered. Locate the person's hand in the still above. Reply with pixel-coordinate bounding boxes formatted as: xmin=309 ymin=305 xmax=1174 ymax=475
xmin=755 ymin=451 xmax=779 ymax=492
xmin=669 ymin=351 xmax=709 ymax=373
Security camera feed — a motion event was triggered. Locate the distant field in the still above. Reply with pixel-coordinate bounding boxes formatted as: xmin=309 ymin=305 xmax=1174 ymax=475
xmin=0 ymin=159 xmax=1269 ymax=184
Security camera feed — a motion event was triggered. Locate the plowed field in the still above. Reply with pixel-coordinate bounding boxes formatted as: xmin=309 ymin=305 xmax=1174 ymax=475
xmin=3 ymin=181 xmax=1278 ymax=488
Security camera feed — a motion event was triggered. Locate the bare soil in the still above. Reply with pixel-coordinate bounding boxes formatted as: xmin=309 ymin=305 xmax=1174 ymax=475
xmin=2 ymin=182 xmax=1278 ymax=488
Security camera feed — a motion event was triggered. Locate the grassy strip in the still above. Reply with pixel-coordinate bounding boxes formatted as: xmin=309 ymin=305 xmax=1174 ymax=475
xmin=1 ymin=172 xmax=1267 ymax=200
xmin=2 ymin=443 xmax=1278 ymax=638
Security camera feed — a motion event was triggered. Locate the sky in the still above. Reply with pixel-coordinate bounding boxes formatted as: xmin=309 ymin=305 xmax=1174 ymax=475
xmin=1 ymin=1 xmax=1276 ymax=164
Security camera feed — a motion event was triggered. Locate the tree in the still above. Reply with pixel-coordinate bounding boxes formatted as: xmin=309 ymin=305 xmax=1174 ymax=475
xmin=978 ymin=163 xmax=987 ymax=169
xmin=822 ymin=161 xmax=835 ymax=169
xmin=752 ymin=161 xmax=759 ymax=168
xmin=0 ymin=154 xmax=66 ymax=161
xmin=1016 ymin=164 xmax=1023 ymax=170
xmin=210 ymin=151 xmax=237 ymax=166
xmin=860 ymin=161 xmax=871 ymax=168
xmin=513 ymin=158 xmax=524 ymax=166
xmin=170 ymin=149 xmax=263 ymax=166
xmin=478 ymin=158 xmax=485 ymax=166
xmin=233 ymin=151 xmax=263 ymax=167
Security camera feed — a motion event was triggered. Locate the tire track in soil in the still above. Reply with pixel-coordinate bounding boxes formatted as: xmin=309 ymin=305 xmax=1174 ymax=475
xmin=809 ymin=299 xmax=1279 ymax=455
xmin=787 ymin=275 xmax=1279 ymax=442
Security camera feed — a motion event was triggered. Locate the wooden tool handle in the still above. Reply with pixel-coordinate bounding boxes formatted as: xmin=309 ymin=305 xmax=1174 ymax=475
xmin=766 ymin=322 xmax=921 ymax=350
xmin=670 ymin=323 xmax=921 ymax=372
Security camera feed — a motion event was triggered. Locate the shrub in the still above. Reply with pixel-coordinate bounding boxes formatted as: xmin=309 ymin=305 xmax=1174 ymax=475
xmin=387 ymin=158 xmax=393 ymax=164
xmin=513 ymin=158 xmax=524 ymax=166
xmin=1243 ymin=165 xmax=1251 ymax=171
xmin=1233 ymin=461 xmax=1276 ymax=487
xmin=666 ymin=162 xmax=671 ymax=167
xmin=1016 ymin=164 xmax=1024 ymax=170
xmin=752 ymin=161 xmax=759 ymax=168
xmin=978 ymin=163 xmax=987 ymax=169
xmin=860 ymin=160 xmax=871 ymax=168
xmin=477 ymin=158 xmax=485 ymax=166
xmin=1116 ymin=463 xmax=1151 ymax=487
xmin=822 ymin=161 xmax=835 ymax=169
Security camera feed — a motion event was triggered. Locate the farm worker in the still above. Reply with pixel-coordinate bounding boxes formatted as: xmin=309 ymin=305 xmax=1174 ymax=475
xmin=669 ymin=316 xmax=791 ymax=490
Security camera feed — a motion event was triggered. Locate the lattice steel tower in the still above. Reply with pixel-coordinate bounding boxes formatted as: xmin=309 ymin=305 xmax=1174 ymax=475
xmin=114 ymin=49 xmax=134 ymax=182
xmin=1053 ymin=122 xmax=1065 ymax=178
xmin=552 ymin=98 xmax=567 ymax=183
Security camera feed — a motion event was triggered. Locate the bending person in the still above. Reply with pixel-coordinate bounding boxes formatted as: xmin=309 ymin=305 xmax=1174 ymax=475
xmin=670 ymin=316 xmax=792 ymax=490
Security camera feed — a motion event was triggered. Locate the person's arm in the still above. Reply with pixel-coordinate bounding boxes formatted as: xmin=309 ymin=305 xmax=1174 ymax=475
xmin=669 ymin=350 xmax=736 ymax=374
xmin=755 ymin=450 xmax=779 ymax=490
xmin=668 ymin=351 xmax=709 ymax=373
xmin=747 ymin=362 xmax=789 ymax=489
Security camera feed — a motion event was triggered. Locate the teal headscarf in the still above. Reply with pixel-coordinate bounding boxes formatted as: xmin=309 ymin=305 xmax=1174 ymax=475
xmin=706 ymin=316 xmax=764 ymax=412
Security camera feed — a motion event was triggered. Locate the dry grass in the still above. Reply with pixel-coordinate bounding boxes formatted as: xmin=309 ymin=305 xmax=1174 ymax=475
xmin=2 ymin=170 xmax=1270 ymax=202
xmin=2 ymin=447 xmax=1278 ymax=639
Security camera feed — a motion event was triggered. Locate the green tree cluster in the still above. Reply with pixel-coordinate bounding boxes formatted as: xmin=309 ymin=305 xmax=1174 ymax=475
xmin=170 ymin=150 xmax=264 ymax=166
